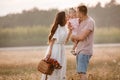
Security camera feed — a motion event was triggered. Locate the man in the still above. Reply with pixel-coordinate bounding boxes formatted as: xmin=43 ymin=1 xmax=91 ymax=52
xmin=69 ymin=5 xmax=95 ymax=80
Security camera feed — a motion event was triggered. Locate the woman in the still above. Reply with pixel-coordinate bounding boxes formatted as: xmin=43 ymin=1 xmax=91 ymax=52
xmin=41 ymin=11 xmax=68 ymax=80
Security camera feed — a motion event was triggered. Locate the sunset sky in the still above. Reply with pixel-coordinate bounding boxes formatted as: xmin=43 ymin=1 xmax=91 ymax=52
xmin=0 ymin=0 xmax=120 ymax=16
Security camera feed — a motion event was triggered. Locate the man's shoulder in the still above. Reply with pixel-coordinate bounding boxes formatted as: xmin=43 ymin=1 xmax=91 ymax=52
xmin=88 ymin=17 xmax=95 ymax=24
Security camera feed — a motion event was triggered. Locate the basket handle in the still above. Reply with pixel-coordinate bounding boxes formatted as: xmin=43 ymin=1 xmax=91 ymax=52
xmin=45 ymin=75 xmax=48 ymax=80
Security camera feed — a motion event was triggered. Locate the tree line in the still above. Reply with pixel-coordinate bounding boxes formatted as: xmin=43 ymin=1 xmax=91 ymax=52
xmin=0 ymin=0 xmax=120 ymax=28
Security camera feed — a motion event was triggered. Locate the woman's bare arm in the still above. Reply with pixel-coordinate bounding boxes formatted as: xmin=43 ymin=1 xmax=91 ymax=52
xmin=46 ymin=38 xmax=56 ymax=59
xmin=65 ymin=21 xmax=73 ymax=44
xmin=65 ymin=30 xmax=72 ymax=44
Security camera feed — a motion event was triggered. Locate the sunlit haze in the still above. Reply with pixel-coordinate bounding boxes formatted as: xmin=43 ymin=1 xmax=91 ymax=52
xmin=0 ymin=0 xmax=120 ymax=16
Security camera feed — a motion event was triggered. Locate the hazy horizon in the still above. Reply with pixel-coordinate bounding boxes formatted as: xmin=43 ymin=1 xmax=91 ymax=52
xmin=0 ymin=0 xmax=120 ymax=16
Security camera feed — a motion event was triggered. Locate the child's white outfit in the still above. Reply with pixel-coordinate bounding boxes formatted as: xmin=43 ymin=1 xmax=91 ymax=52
xmin=69 ymin=18 xmax=79 ymax=35
xmin=69 ymin=18 xmax=79 ymax=55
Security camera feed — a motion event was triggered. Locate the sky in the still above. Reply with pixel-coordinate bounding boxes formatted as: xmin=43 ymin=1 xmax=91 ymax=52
xmin=0 ymin=0 xmax=120 ymax=16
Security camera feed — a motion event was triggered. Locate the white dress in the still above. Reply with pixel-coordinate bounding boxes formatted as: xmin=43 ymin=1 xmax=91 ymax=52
xmin=41 ymin=25 xmax=68 ymax=80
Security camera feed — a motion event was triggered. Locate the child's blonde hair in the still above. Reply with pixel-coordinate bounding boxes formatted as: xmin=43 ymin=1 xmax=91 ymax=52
xmin=68 ymin=8 xmax=76 ymax=14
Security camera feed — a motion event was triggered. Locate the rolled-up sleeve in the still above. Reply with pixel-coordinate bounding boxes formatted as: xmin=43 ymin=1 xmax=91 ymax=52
xmin=52 ymin=27 xmax=59 ymax=40
xmin=84 ymin=20 xmax=94 ymax=32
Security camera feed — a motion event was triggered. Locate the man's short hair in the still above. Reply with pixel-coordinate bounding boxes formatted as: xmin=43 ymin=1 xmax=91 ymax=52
xmin=77 ymin=5 xmax=87 ymax=15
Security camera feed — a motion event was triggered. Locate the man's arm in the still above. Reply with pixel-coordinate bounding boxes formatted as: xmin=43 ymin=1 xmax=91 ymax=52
xmin=71 ymin=29 xmax=92 ymax=41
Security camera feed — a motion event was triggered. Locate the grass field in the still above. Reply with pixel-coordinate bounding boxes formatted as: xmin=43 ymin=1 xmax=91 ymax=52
xmin=0 ymin=46 xmax=120 ymax=80
xmin=0 ymin=26 xmax=120 ymax=47
xmin=0 ymin=26 xmax=49 ymax=47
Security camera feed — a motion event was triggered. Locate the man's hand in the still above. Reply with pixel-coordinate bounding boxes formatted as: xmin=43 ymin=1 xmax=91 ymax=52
xmin=71 ymin=35 xmax=77 ymax=42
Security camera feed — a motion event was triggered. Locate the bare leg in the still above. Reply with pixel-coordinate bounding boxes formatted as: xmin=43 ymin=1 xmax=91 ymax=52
xmin=72 ymin=42 xmax=77 ymax=51
xmin=71 ymin=43 xmax=77 ymax=55
xmin=71 ymin=41 xmax=79 ymax=55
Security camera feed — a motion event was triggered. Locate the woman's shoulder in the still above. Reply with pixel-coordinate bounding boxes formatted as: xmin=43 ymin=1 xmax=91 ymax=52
xmin=58 ymin=24 xmax=66 ymax=28
xmin=58 ymin=25 xmax=67 ymax=32
xmin=87 ymin=17 xmax=95 ymax=22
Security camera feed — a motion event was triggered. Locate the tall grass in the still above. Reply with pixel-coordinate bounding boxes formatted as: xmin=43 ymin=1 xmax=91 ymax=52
xmin=0 ymin=26 xmax=49 ymax=47
xmin=94 ymin=27 xmax=120 ymax=43
xmin=0 ymin=26 xmax=120 ymax=47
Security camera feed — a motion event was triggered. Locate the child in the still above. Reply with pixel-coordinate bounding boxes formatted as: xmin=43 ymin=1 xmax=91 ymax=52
xmin=66 ymin=8 xmax=80 ymax=55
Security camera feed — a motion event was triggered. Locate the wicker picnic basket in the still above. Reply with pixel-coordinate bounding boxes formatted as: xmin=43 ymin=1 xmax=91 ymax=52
xmin=38 ymin=58 xmax=62 ymax=80
xmin=37 ymin=59 xmax=54 ymax=75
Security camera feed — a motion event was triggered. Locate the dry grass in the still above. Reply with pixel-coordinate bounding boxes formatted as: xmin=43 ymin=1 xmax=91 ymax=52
xmin=0 ymin=46 xmax=120 ymax=80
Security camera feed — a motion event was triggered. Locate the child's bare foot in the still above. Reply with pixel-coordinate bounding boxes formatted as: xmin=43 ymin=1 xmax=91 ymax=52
xmin=71 ymin=50 xmax=77 ymax=56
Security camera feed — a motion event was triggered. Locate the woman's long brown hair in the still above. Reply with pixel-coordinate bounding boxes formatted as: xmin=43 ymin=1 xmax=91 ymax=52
xmin=48 ymin=11 xmax=66 ymax=43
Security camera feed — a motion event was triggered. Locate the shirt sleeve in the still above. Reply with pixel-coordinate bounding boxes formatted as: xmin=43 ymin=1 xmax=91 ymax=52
xmin=52 ymin=27 xmax=59 ymax=40
xmin=84 ymin=20 xmax=94 ymax=32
